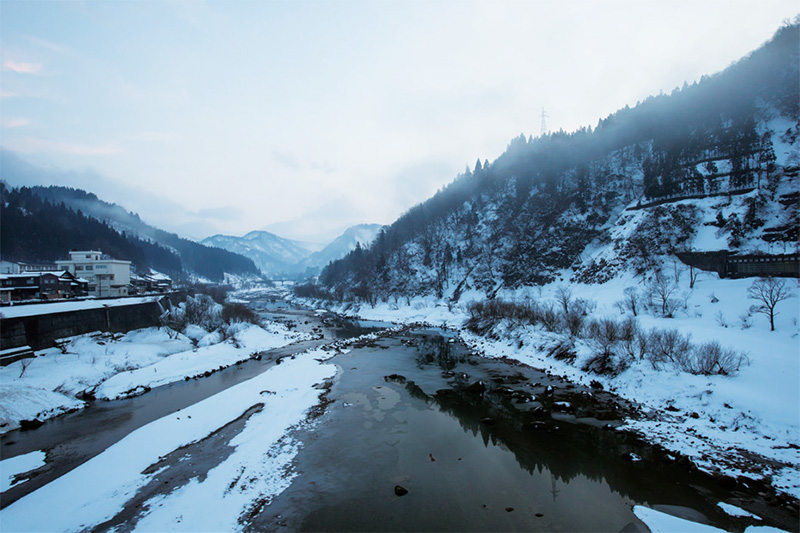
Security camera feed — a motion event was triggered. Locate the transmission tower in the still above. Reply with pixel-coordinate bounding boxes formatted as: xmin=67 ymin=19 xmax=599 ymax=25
xmin=540 ymin=108 xmax=549 ymax=137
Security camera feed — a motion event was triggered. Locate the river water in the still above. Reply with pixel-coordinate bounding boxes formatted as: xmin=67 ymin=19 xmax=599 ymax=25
xmin=0 ymin=302 xmax=384 ymax=509
xmin=254 ymin=327 xmax=797 ymax=532
xmin=1 ymin=299 xmax=797 ymax=531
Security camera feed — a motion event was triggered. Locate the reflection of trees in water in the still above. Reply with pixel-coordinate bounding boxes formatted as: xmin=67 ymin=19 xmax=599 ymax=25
xmin=414 ymin=335 xmax=469 ymax=370
xmin=426 ymin=384 xmax=757 ymax=530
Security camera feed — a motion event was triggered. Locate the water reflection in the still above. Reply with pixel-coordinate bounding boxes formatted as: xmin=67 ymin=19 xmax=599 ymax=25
xmin=266 ymin=331 xmax=794 ymax=533
xmin=413 ymin=334 xmax=467 ymax=371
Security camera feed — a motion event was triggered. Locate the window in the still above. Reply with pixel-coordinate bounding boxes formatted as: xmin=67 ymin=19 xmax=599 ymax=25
xmin=85 ymin=265 xmax=93 ymax=271
xmin=76 ymin=266 xmax=83 ymax=271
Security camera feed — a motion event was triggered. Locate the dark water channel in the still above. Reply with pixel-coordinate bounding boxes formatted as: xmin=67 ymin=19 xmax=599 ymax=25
xmin=0 ymin=302 xmax=385 ymax=509
xmin=256 ymin=329 xmax=797 ymax=532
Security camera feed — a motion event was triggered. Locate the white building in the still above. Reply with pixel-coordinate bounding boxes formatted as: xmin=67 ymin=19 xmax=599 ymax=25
xmin=56 ymin=250 xmax=131 ymax=298
xmin=0 ymin=260 xmax=21 ymax=274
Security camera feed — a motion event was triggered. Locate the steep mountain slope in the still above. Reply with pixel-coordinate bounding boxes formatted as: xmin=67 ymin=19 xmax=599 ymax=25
xmin=296 ymin=224 xmax=383 ymax=274
xmin=319 ymin=23 xmax=799 ymax=302
xmin=201 ymin=231 xmax=313 ymax=277
xmin=3 ymin=185 xmax=260 ymax=281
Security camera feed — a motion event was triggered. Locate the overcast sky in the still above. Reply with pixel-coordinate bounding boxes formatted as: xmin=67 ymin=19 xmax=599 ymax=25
xmin=1 ymin=1 xmax=797 ymax=243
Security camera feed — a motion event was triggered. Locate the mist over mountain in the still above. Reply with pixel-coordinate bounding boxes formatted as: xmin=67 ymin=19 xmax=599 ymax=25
xmin=316 ymin=23 xmax=799 ymax=302
xmin=202 ymin=224 xmax=383 ymax=278
xmin=297 ymin=224 xmax=383 ymax=272
xmin=1 ymin=184 xmax=261 ymax=281
xmin=201 ymin=231 xmax=314 ymax=277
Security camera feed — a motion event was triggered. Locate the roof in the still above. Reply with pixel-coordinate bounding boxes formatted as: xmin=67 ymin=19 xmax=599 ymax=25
xmin=0 ymin=270 xmax=71 ymax=280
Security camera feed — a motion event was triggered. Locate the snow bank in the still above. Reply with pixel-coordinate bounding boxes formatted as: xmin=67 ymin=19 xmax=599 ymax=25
xmin=633 ymin=506 xmax=725 ymax=533
xmin=634 ymin=506 xmax=787 ymax=533
xmin=95 ymin=323 xmax=300 ymax=400
xmin=0 ymin=350 xmax=336 ymax=532
xmin=0 ymin=450 xmax=46 ymax=492
xmin=0 ymin=320 xmax=306 ymax=433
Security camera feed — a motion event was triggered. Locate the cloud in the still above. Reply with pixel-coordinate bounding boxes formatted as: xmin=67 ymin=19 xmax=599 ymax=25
xmin=2 ymin=60 xmax=43 ymax=74
xmin=194 ymin=206 xmax=242 ymax=221
xmin=271 ymin=150 xmax=301 ymax=170
xmin=391 ymin=158 xmax=456 ymax=208
xmin=25 ymin=36 xmax=69 ymax=55
xmin=271 ymin=149 xmax=337 ymax=174
xmin=263 ymin=196 xmax=375 ymax=243
xmin=2 ymin=137 xmax=121 ymax=155
xmin=1 ymin=118 xmax=31 ymax=128
xmin=0 ymin=149 xmax=218 ymax=240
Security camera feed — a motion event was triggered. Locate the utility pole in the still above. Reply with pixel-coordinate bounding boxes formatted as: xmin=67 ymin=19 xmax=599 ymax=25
xmin=540 ymin=108 xmax=549 ymax=137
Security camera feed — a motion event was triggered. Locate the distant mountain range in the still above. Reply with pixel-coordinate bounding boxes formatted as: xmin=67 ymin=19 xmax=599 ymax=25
xmin=0 ymin=185 xmax=260 ymax=282
xmin=201 ymin=231 xmax=314 ymax=276
xmin=0 ymin=179 xmax=382 ymax=281
xmin=202 ymin=224 xmax=382 ymax=278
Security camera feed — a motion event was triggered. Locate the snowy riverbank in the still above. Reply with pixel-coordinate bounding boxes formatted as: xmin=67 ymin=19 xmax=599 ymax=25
xmin=0 ymin=348 xmax=337 ymax=531
xmin=299 ymin=274 xmax=800 ymax=499
xmin=0 ymin=320 xmax=308 ymax=434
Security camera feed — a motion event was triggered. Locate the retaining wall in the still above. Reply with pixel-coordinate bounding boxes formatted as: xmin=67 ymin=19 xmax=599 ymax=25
xmin=0 ymin=294 xmax=184 ymax=351
xmin=676 ymin=251 xmax=799 ymax=279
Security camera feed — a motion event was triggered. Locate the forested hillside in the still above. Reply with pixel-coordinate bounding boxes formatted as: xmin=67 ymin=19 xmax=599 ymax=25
xmin=318 ymin=23 xmax=799 ymax=302
xmin=1 ymin=184 xmax=261 ymax=281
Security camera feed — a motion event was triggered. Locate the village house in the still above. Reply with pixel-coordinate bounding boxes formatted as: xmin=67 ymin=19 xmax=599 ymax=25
xmin=0 ymin=270 xmax=89 ymax=303
xmin=56 ymin=250 xmax=131 ymax=298
xmin=130 ymin=271 xmax=173 ymax=294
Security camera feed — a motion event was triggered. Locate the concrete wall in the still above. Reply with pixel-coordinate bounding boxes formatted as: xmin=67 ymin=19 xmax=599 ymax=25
xmin=0 ymin=294 xmax=184 ymax=351
xmin=676 ymin=251 xmax=800 ymax=279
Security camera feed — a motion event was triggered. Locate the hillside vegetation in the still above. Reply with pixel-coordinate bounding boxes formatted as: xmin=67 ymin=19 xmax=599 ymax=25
xmin=317 ymin=23 xmax=799 ymax=302
xmin=0 ymin=184 xmax=261 ymax=281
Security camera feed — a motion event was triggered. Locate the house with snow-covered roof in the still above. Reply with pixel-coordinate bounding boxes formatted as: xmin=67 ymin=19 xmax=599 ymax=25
xmin=130 ymin=271 xmax=173 ymax=294
xmin=0 ymin=270 xmax=88 ymax=302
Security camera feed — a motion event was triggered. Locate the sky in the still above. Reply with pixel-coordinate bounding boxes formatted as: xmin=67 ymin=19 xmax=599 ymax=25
xmin=1 ymin=1 xmax=797 ymax=243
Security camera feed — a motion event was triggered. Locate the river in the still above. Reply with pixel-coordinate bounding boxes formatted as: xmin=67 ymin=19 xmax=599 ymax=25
xmin=1 ymin=297 xmax=797 ymax=531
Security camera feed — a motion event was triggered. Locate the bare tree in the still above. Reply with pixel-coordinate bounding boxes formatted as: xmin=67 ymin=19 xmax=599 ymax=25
xmin=555 ymin=286 xmax=573 ymax=315
xmin=648 ymin=271 xmax=679 ymax=317
xmin=748 ymin=277 xmax=794 ymax=331
xmin=671 ymin=258 xmax=684 ymax=283
xmin=621 ymin=287 xmax=640 ymax=316
xmin=688 ymin=264 xmax=699 ymax=289
xmin=18 ymin=357 xmax=33 ymax=378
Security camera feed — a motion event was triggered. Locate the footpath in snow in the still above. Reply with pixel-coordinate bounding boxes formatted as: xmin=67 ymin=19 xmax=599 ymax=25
xmin=300 ymin=273 xmax=800 ymax=500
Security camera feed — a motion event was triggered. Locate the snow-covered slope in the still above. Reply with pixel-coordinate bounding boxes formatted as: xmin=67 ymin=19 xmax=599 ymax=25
xmin=201 ymin=231 xmax=313 ymax=277
xmin=203 ymin=225 xmax=383 ymax=278
xmin=319 ymin=24 xmax=799 ymax=301
xmin=297 ymin=224 xmax=382 ymax=273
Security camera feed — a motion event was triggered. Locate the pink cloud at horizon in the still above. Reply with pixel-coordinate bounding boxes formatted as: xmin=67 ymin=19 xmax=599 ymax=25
xmin=2 ymin=60 xmax=43 ymax=74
